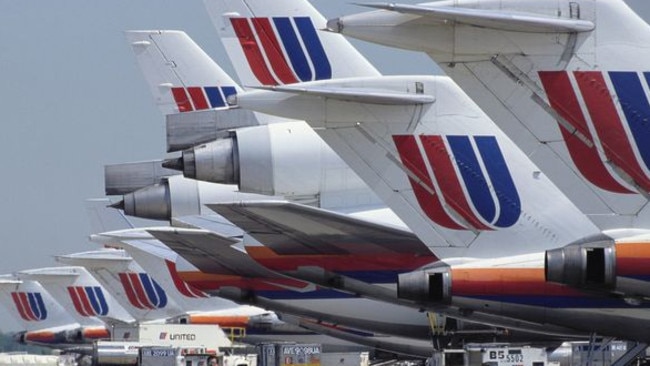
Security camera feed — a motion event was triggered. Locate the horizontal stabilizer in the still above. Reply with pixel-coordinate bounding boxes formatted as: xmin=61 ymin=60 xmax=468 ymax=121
xmin=146 ymin=228 xmax=280 ymax=279
xmin=358 ymin=3 xmax=594 ymax=33
xmin=207 ymin=201 xmax=431 ymax=256
xmin=55 ymin=250 xmax=132 ymax=270
xmin=252 ymin=85 xmax=434 ymax=105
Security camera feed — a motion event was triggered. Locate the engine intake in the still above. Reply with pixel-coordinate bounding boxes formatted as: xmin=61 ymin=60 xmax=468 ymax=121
xmin=545 ymin=239 xmax=616 ymax=289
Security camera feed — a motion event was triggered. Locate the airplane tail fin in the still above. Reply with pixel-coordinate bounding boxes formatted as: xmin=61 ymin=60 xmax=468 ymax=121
xmin=0 ymin=277 xmax=80 ymax=332
xmin=235 ymin=75 xmax=600 ymax=258
xmin=330 ymin=0 xmax=650 ymax=228
xmin=90 ymin=229 xmax=243 ymax=313
xmin=205 ymin=0 xmax=380 ymax=88
xmin=126 ymin=30 xmax=241 ymax=115
xmin=56 ymin=250 xmax=183 ymax=322
xmin=16 ymin=267 xmax=135 ymax=325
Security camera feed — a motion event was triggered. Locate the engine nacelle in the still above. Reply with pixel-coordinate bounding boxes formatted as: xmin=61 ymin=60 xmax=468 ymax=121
xmin=13 ymin=331 xmax=27 ymax=344
xmin=176 ymin=138 xmax=238 ymax=185
xmin=165 ymin=122 xmax=372 ymax=199
xmin=118 ymin=175 xmax=276 ymax=221
xmin=397 ymin=267 xmax=451 ymax=304
xmin=545 ymin=238 xmax=616 ymax=289
xmin=64 ymin=328 xmax=85 ymax=343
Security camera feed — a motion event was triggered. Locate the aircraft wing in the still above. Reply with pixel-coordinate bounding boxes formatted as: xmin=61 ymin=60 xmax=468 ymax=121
xmin=206 ymin=201 xmax=432 ymax=256
xmin=146 ymin=228 xmax=281 ymax=279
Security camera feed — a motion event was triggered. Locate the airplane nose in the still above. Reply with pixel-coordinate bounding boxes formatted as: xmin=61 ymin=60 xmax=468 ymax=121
xmin=325 ymin=17 xmax=343 ymax=33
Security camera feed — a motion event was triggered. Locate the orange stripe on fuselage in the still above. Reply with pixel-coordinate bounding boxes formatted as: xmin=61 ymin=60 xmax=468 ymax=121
xmin=83 ymin=327 xmax=111 ymax=339
xmin=187 ymin=314 xmax=250 ymax=327
xmin=616 ymin=242 xmax=650 ymax=276
xmin=24 ymin=331 xmax=56 ymax=343
xmin=451 ymin=268 xmax=585 ymax=296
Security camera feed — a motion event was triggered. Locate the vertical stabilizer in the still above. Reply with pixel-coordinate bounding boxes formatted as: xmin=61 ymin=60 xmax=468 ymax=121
xmin=17 ymin=266 xmax=135 ymax=325
xmin=0 ymin=276 xmax=79 ymax=332
xmin=126 ymin=30 xmax=241 ymax=115
xmin=55 ymin=250 xmax=184 ymax=322
xmin=205 ymin=0 xmax=380 ymax=88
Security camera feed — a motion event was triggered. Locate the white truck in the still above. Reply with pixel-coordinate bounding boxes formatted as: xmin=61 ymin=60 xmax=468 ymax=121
xmin=429 ymin=346 xmax=547 ymax=366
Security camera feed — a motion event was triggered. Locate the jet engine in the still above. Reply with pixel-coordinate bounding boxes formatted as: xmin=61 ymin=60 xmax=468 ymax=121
xmin=163 ymin=122 xmax=368 ymax=197
xmin=397 ymin=266 xmax=452 ymax=304
xmin=13 ymin=331 xmax=27 ymax=344
xmin=115 ymin=175 xmax=270 ymax=221
xmin=545 ymin=238 xmax=616 ymax=290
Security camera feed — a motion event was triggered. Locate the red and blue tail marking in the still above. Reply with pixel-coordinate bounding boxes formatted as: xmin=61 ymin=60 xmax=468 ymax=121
xmin=11 ymin=292 xmax=47 ymax=321
xmin=171 ymin=86 xmax=237 ymax=112
xmin=165 ymin=260 xmax=209 ymax=299
xmin=118 ymin=272 xmax=168 ymax=310
xmin=539 ymin=71 xmax=650 ymax=194
xmin=394 ymin=135 xmax=521 ymax=231
xmin=67 ymin=286 xmax=109 ymax=317
xmin=230 ymin=17 xmax=332 ymax=86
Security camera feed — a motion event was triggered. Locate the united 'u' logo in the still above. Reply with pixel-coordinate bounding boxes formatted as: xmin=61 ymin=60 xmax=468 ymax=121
xmin=11 ymin=292 xmax=47 ymax=321
xmin=170 ymin=86 xmax=237 ymax=113
xmin=393 ymin=135 xmax=521 ymax=231
xmin=539 ymin=71 xmax=650 ymax=194
xmin=67 ymin=286 xmax=109 ymax=317
xmin=118 ymin=273 xmax=167 ymax=310
xmin=165 ymin=260 xmax=208 ymax=299
xmin=230 ymin=17 xmax=332 ymax=85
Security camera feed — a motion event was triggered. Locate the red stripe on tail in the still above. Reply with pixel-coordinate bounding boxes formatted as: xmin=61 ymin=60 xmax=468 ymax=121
xmin=11 ymin=292 xmax=32 ymax=321
xmin=128 ymin=273 xmax=154 ymax=310
xmin=574 ymin=71 xmax=643 ymax=192
xmin=119 ymin=273 xmax=145 ymax=309
xmin=18 ymin=292 xmax=37 ymax=321
xmin=539 ymin=71 xmax=629 ymax=193
xmin=171 ymin=88 xmax=194 ymax=112
xmin=68 ymin=287 xmax=89 ymax=317
xmin=187 ymin=87 xmax=210 ymax=110
xmin=252 ymin=18 xmax=298 ymax=85
xmin=393 ymin=135 xmax=465 ymax=230
xmin=420 ymin=135 xmax=490 ymax=230
xmin=231 ymin=18 xmax=278 ymax=86
xmin=76 ymin=287 xmax=95 ymax=317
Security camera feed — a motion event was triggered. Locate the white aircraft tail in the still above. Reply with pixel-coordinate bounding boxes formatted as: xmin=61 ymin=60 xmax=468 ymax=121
xmin=16 ymin=267 xmax=135 ymax=325
xmin=90 ymin=229 xmax=244 ymax=313
xmin=332 ymin=0 xmax=650 ymax=229
xmin=205 ymin=0 xmax=380 ymax=88
xmin=55 ymin=250 xmax=183 ymax=322
xmin=236 ymin=75 xmax=601 ymax=258
xmin=0 ymin=276 xmax=79 ymax=332
xmin=126 ymin=30 xmax=241 ymax=115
